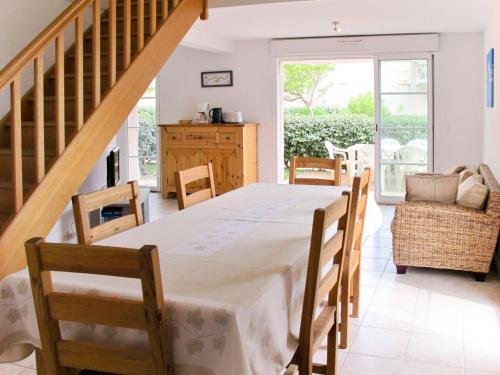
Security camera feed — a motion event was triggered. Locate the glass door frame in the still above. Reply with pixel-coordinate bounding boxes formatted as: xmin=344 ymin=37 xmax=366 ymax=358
xmin=374 ymin=53 xmax=434 ymax=204
xmin=126 ymin=78 xmax=161 ymax=192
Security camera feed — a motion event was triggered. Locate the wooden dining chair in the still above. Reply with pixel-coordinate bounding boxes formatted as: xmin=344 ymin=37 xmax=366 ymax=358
xmin=286 ymin=191 xmax=352 ymax=375
xmin=289 ymin=156 xmax=343 ymax=186
xmin=72 ymin=181 xmax=144 ymax=245
xmin=25 ymin=238 xmax=172 ymax=375
xmin=340 ymin=167 xmax=371 ymax=349
xmin=174 ymin=163 xmax=216 ymax=210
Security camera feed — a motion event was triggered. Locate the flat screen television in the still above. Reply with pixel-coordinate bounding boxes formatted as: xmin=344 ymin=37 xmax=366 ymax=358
xmin=106 ymin=147 xmax=120 ymax=188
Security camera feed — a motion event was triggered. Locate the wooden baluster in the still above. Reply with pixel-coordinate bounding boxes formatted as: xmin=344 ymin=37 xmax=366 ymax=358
xmin=10 ymin=77 xmax=23 ymax=212
xmin=150 ymin=0 xmax=157 ymax=35
xmin=109 ymin=0 xmax=117 ymax=87
xmin=124 ymin=0 xmax=131 ymax=68
xmin=137 ymin=0 xmax=144 ymax=51
xmin=55 ymin=34 xmax=65 ymax=155
xmin=92 ymin=0 xmax=101 ymax=108
xmin=75 ymin=14 xmax=84 ymax=130
xmin=162 ymin=0 xmax=168 ymax=20
xmin=34 ymin=56 xmax=45 ymax=182
xmin=173 ymin=0 xmax=179 ymax=8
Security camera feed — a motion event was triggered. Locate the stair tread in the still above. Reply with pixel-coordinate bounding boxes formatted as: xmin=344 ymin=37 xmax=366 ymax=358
xmin=2 ymin=121 xmax=77 ymax=128
xmin=48 ymin=72 xmax=109 ymax=79
xmin=0 ymin=147 xmax=56 ymax=157
xmin=28 ymin=95 xmax=93 ymax=102
xmin=0 ymin=182 xmax=33 ymax=190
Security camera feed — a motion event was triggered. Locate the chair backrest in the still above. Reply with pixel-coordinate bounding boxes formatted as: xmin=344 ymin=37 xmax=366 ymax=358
xmin=25 ymin=238 xmax=171 ymax=375
xmin=298 ymin=191 xmax=351 ymax=361
xmin=72 ymin=181 xmax=144 ymax=245
xmin=345 ymin=168 xmax=372 ymax=254
xmin=174 ymin=163 xmax=216 ymax=210
xmin=289 ymin=156 xmax=342 ymax=186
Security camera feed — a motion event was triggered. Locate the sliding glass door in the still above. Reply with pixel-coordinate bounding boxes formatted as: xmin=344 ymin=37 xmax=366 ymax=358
xmin=375 ymin=57 xmax=433 ymax=203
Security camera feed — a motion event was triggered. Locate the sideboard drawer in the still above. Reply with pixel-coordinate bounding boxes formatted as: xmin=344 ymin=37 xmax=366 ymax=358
xmin=166 ymin=132 xmax=182 ymax=144
xmin=219 ymin=132 xmax=237 ymax=144
xmin=184 ymin=131 xmax=217 ymax=144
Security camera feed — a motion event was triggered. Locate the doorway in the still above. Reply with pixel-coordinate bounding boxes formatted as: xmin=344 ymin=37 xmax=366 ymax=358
xmin=279 ymin=59 xmax=375 ymax=186
xmin=127 ymin=79 xmax=160 ymax=190
xmin=278 ymin=56 xmax=433 ymax=203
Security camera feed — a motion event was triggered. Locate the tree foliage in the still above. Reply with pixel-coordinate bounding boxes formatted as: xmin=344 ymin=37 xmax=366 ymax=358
xmin=283 ymin=64 xmax=335 ymax=115
xmin=347 ymin=92 xmax=374 ymax=117
xmin=138 ymin=106 xmax=157 ymax=173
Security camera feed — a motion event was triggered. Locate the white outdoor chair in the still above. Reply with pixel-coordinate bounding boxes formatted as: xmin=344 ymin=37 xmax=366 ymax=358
xmin=356 ymin=144 xmax=375 ymax=179
xmin=325 ymin=141 xmax=353 ymax=185
xmin=406 ymin=139 xmax=427 ymax=152
xmin=384 ymin=146 xmax=428 ymax=194
xmin=381 ymin=138 xmax=401 ymax=161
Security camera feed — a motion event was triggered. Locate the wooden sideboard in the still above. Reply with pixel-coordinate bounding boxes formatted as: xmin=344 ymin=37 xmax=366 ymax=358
xmin=159 ymin=123 xmax=258 ymax=197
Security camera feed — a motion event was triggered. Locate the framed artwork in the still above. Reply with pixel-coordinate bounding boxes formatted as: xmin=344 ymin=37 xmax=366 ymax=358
xmin=487 ymin=48 xmax=494 ymax=108
xmin=201 ymin=71 xmax=233 ymax=88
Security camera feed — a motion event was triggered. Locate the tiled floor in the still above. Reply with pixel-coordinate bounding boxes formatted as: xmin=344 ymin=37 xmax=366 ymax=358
xmin=2 ymin=193 xmax=500 ymax=374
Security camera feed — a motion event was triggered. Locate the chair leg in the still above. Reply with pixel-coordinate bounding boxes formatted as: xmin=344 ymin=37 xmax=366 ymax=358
xmin=351 ymin=267 xmax=360 ymax=318
xmin=326 ymin=315 xmax=339 ymax=375
xmin=340 ymin=278 xmax=350 ymax=349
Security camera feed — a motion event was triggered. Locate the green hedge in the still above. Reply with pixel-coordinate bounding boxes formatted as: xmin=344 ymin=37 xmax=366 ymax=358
xmin=284 ymin=114 xmax=427 ymax=163
xmin=284 ymin=114 xmax=374 ymax=162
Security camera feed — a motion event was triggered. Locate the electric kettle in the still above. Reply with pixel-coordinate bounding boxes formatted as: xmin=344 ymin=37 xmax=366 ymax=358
xmin=209 ymin=108 xmax=223 ymax=123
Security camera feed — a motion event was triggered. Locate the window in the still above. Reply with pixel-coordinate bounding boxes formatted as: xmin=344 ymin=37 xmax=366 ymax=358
xmin=127 ymin=79 xmax=158 ymax=189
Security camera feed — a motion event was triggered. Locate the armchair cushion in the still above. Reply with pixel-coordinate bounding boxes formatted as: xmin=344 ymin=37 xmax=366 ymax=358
xmin=444 ymin=164 xmax=466 ymax=174
xmin=457 ymin=175 xmax=488 ymax=210
xmin=405 ymin=174 xmax=459 ymax=204
xmin=459 ymin=168 xmax=475 ymax=183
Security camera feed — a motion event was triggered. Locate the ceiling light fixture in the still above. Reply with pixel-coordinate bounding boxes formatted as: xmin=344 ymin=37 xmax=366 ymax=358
xmin=332 ymin=21 xmax=342 ymax=33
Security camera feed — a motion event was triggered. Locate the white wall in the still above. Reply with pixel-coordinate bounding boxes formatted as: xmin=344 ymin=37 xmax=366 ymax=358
xmin=483 ymin=9 xmax=500 ymax=177
xmin=434 ymin=32 xmax=484 ymax=172
xmin=158 ymin=41 xmax=277 ymax=182
xmin=157 ymin=33 xmax=485 ymax=182
xmin=0 ymin=0 xmax=73 ymax=116
xmin=0 ymin=0 xmax=71 ymax=68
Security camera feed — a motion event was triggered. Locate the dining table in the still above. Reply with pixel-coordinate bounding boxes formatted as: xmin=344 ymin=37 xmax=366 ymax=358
xmin=0 ymin=183 xmax=349 ymax=375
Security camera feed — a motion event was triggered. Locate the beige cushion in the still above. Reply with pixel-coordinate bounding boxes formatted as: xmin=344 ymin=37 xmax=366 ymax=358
xmin=444 ymin=165 xmax=466 ymax=175
xmin=464 ymin=164 xmax=479 ymax=174
xmin=459 ymin=168 xmax=475 ymax=183
xmin=457 ymin=175 xmax=488 ymax=209
xmin=406 ymin=174 xmax=459 ymax=204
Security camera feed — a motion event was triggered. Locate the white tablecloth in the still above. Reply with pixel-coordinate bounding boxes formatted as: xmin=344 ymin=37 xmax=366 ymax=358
xmin=0 ymin=183 xmax=348 ymax=374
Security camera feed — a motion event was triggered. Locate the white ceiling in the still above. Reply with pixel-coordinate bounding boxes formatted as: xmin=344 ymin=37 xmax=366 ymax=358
xmin=184 ymin=0 xmax=498 ymax=52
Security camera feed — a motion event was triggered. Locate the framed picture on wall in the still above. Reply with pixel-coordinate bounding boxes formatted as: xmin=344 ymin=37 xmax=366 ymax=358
xmin=487 ymin=48 xmax=494 ymax=108
xmin=201 ymin=71 xmax=233 ymax=88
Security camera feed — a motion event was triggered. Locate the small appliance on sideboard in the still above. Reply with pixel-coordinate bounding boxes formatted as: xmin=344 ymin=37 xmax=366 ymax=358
xmin=222 ymin=111 xmax=244 ymax=124
xmin=209 ymin=107 xmax=223 ymax=123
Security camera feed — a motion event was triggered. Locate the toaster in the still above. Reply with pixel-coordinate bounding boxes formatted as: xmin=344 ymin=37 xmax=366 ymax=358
xmin=222 ymin=111 xmax=244 ymax=124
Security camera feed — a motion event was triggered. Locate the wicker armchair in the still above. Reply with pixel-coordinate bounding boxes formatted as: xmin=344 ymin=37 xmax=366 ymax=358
xmin=391 ymin=164 xmax=500 ymax=281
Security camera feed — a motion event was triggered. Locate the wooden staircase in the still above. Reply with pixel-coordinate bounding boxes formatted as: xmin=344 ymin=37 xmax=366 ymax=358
xmin=0 ymin=0 xmax=207 ymax=279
